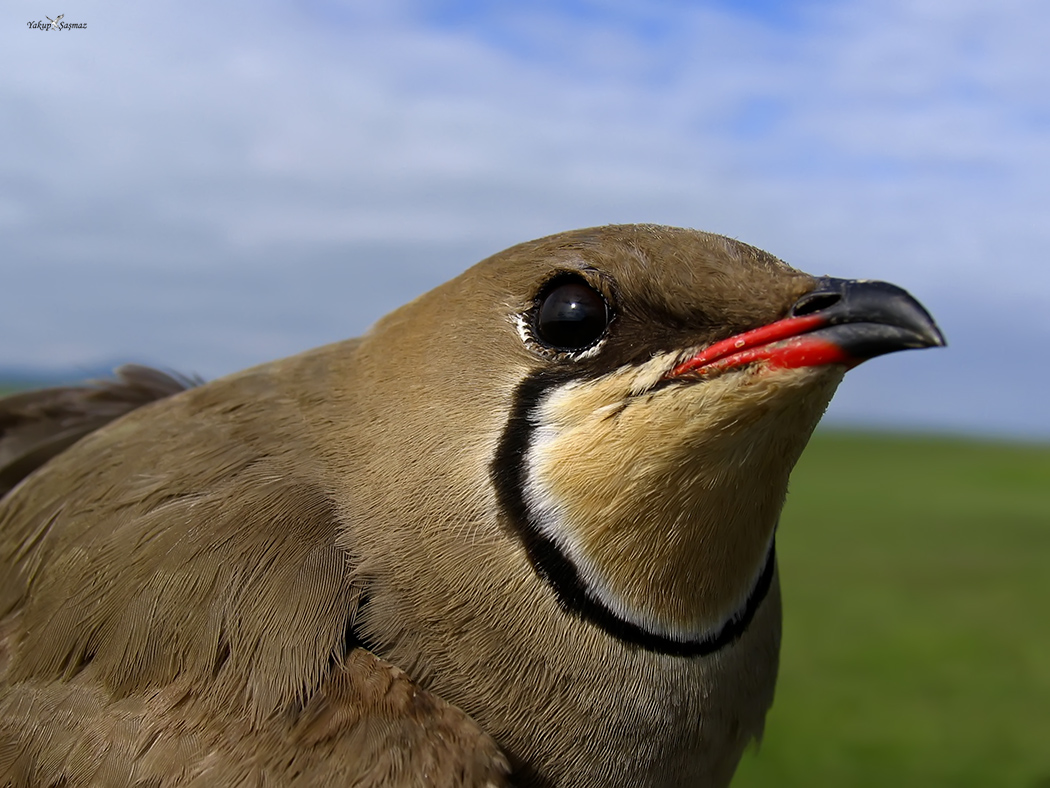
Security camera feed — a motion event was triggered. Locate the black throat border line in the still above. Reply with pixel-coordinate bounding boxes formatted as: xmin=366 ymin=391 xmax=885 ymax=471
xmin=490 ymin=369 xmax=776 ymax=658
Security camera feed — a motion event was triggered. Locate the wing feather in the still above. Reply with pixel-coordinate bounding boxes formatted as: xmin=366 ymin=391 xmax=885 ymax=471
xmin=0 ymin=360 xmax=510 ymax=787
xmin=0 ymin=365 xmax=196 ymax=498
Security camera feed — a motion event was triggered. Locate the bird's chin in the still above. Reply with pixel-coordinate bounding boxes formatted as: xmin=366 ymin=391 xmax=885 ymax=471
xmin=654 ymin=359 xmax=846 ymax=442
xmin=671 ymin=356 xmax=848 ymax=390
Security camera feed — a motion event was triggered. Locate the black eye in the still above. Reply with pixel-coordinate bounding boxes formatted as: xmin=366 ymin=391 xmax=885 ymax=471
xmin=534 ymin=278 xmax=610 ymax=351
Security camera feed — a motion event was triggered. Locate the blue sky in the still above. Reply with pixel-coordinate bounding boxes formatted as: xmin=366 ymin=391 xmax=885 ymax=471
xmin=1 ymin=0 xmax=1048 ymax=438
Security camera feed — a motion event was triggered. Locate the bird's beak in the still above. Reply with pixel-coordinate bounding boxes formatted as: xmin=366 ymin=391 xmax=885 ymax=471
xmin=668 ymin=277 xmax=947 ymax=379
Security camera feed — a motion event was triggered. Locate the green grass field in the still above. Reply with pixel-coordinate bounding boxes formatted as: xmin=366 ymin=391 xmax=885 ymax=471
xmin=2 ymin=380 xmax=1047 ymax=783
xmin=733 ymin=431 xmax=1050 ymax=788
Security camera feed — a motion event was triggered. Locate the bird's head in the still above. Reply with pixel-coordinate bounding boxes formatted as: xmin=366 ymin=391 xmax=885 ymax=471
xmin=322 ymin=224 xmax=944 ymax=783
xmin=339 ymin=224 xmax=943 ymax=659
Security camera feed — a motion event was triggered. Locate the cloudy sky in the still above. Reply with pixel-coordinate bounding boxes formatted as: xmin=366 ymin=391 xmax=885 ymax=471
xmin=2 ymin=0 xmax=1048 ymax=438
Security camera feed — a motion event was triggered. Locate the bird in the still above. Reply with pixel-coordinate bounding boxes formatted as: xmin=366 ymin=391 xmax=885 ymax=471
xmin=0 ymin=224 xmax=944 ymax=787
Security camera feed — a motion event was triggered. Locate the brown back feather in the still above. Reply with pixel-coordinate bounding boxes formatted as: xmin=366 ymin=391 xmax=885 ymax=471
xmin=0 ymin=365 xmax=197 ymax=499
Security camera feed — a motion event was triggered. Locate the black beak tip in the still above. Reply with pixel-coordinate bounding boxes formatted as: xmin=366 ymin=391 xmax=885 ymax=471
xmin=921 ymin=321 xmax=948 ymax=349
xmin=796 ymin=276 xmax=947 ymax=361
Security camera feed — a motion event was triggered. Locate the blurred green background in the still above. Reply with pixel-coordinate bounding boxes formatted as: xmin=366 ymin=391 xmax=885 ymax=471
xmin=732 ymin=432 xmax=1050 ymax=788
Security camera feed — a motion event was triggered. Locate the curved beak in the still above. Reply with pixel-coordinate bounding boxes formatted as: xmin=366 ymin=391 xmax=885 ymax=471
xmin=669 ymin=277 xmax=947 ymax=379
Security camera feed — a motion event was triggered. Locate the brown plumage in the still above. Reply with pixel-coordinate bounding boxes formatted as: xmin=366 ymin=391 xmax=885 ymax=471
xmin=0 ymin=225 xmax=943 ymax=787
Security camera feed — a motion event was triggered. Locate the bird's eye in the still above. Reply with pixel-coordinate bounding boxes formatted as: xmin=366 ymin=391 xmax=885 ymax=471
xmin=534 ymin=278 xmax=610 ymax=351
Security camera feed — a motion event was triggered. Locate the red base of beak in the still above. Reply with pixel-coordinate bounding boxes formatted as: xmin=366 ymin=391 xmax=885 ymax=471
xmin=668 ymin=315 xmax=855 ymax=379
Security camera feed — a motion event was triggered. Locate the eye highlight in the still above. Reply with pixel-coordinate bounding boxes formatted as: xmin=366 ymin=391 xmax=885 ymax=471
xmin=533 ymin=277 xmax=610 ymax=352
